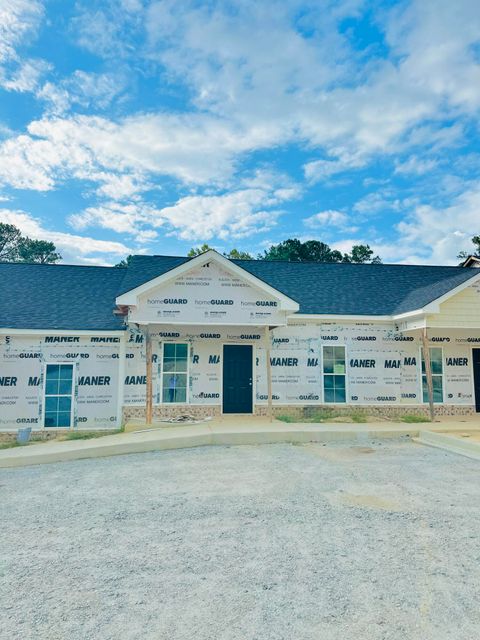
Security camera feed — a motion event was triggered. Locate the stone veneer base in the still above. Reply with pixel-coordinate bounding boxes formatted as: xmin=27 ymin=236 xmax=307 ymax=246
xmin=123 ymin=403 xmax=476 ymax=422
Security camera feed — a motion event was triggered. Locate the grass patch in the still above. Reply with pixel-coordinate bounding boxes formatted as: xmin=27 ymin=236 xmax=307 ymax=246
xmin=0 ymin=441 xmax=25 ymax=450
xmin=350 ymin=411 xmax=368 ymax=423
xmin=400 ymin=414 xmax=431 ymax=423
xmin=63 ymin=430 xmax=122 ymax=441
xmin=308 ymin=408 xmax=340 ymax=422
xmin=278 ymin=409 xmax=372 ymax=424
xmin=276 ymin=415 xmax=297 ymax=423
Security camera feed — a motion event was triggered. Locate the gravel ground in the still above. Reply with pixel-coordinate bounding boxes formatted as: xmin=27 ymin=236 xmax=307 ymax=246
xmin=1 ymin=440 xmax=480 ymax=640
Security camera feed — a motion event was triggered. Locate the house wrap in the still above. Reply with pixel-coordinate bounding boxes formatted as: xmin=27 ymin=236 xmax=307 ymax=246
xmin=1 ymin=249 xmax=480 ymax=430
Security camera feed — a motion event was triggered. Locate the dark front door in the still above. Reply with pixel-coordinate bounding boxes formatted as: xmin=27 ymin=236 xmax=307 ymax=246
xmin=473 ymin=349 xmax=480 ymax=412
xmin=223 ymin=345 xmax=253 ymax=414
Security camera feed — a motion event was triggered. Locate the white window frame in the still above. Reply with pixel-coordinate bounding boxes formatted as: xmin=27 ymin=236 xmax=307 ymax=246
xmin=322 ymin=344 xmax=347 ymax=404
xmin=159 ymin=342 xmax=190 ymax=405
xmin=43 ymin=362 xmax=75 ymax=429
xmin=420 ymin=346 xmax=445 ymax=405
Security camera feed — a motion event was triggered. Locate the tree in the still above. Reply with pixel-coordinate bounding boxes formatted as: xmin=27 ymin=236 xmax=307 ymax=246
xmin=343 ymin=244 xmax=382 ymax=264
xmin=458 ymin=235 xmax=480 ymax=260
xmin=0 ymin=223 xmax=22 ymax=261
xmin=260 ymin=238 xmax=381 ymax=264
xmin=0 ymin=223 xmax=61 ymax=263
xmin=261 ymin=239 xmax=342 ymax=262
xmin=187 ymin=245 xmax=253 ymax=260
xmin=17 ymin=238 xmax=62 ymax=264
xmin=188 ymin=244 xmax=214 ymax=257
xmin=115 ymin=254 xmax=134 ymax=268
xmin=224 ymin=248 xmax=253 ymax=260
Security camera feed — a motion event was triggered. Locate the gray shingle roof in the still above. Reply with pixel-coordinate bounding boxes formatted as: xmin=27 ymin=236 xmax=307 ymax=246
xmin=120 ymin=255 xmax=479 ymax=315
xmin=0 ymin=263 xmax=126 ymax=331
xmin=1 ymin=255 xmax=478 ymax=330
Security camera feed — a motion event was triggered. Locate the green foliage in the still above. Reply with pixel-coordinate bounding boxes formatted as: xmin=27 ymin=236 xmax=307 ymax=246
xmin=344 ymin=244 xmax=382 ymax=264
xmin=350 ymin=411 xmax=368 ymax=423
xmin=457 ymin=235 xmax=480 ymax=260
xmin=0 ymin=223 xmax=22 ymax=261
xmin=225 ymin=248 xmax=253 ymax=260
xmin=400 ymin=414 xmax=431 ymax=423
xmin=260 ymin=238 xmax=381 ymax=264
xmin=64 ymin=430 xmax=122 ymax=440
xmin=187 ymin=243 xmax=214 ymax=256
xmin=276 ymin=414 xmax=297 ymax=423
xmin=17 ymin=238 xmax=61 ymax=264
xmin=115 ymin=254 xmax=134 ymax=268
xmin=187 ymin=245 xmax=253 ymax=259
xmin=308 ymin=408 xmax=341 ymax=422
xmin=0 ymin=223 xmax=61 ymax=264
xmin=0 ymin=441 xmax=24 ymax=450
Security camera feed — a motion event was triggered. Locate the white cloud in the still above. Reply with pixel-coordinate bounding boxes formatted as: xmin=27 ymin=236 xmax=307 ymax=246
xmin=394 ymin=156 xmax=439 ymax=176
xmin=304 ymin=210 xmax=351 ymax=230
xmin=38 ymin=71 xmax=127 ymax=115
xmin=353 ymin=191 xmax=402 ymax=215
xmin=1 ymin=58 xmax=50 ymax=92
xmin=0 ymin=112 xmax=282 ymax=193
xmin=70 ymin=185 xmax=294 ymax=242
xmin=1 ymin=0 xmax=479 ymax=198
xmin=0 ymin=0 xmax=43 ymax=63
xmin=0 ymin=1 xmax=47 ymax=93
xmin=70 ymin=201 xmax=163 ymax=237
xmin=157 ymin=189 xmax=285 ymax=240
xmin=0 ymin=208 xmax=131 ymax=264
xmin=395 ymin=186 xmax=480 ymax=264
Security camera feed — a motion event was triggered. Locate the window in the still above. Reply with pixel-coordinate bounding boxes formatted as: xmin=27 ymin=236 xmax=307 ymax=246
xmin=421 ymin=347 xmax=443 ymax=403
xmin=44 ymin=364 xmax=74 ymax=427
xmin=323 ymin=346 xmax=346 ymax=403
xmin=161 ymin=343 xmax=188 ymax=403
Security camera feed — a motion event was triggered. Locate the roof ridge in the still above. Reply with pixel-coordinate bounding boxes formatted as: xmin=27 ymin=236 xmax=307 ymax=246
xmin=129 ymin=255 xmax=472 ymax=269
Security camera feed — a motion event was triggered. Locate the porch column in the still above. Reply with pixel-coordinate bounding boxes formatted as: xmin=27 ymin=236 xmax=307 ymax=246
xmin=144 ymin=326 xmax=153 ymax=425
xmin=421 ymin=327 xmax=435 ymax=421
xmin=264 ymin=326 xmax=273 ymax=422
xmin=116 ymin=333 xmax=126 ymax=429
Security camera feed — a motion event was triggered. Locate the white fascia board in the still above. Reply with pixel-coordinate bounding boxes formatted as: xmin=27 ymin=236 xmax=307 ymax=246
xmin=289 ymin=314 xmax=394 ymax=322
xmin=392 ymin=310 xmax=426 ymax=321
xmin=0 ymin=328 xmax=125 ymax=336
xmin=116 ymin=250 xmax=299 ymax=311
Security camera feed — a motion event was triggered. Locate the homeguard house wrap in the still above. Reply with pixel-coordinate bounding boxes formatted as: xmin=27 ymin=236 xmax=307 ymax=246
xmin=2 ymin=249 xmax=480 ymax=430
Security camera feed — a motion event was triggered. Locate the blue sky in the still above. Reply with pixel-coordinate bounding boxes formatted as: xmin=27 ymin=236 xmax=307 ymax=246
xmin=1 ymin=0 xmax=480 ymax=265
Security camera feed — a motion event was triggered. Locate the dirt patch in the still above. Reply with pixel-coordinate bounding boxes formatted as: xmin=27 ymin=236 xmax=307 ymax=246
xmin=301 ymin=443 xmax=377 ymax=461
xmin=326 ymin=491 xmax=402 ymax=511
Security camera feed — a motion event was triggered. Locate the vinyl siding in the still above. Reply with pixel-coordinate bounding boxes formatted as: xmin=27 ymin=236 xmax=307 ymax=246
xmin=427 ymin=282 xmax=480 ymax=328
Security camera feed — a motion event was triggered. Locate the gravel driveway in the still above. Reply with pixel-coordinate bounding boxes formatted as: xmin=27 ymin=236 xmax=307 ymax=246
xmin=1 ymin=440 xmax=480 ymax=640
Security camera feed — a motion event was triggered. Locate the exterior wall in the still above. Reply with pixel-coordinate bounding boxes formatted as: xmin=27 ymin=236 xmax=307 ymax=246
xmin=2 ymin=321 xmax=479 ymax=430
xmin=0 ymin=334 xmax=121 ymax=430
xmin=427 ymin=281 xmax=480 ymax=328
xmin=122 ymin=321 xmax=480 ymax=416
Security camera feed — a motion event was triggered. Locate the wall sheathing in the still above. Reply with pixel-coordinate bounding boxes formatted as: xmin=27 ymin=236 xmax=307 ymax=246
xmin=1 ymin=322 xmax=479 ymax=430
xmin=0 ymin=334 xmax=121 ymax=430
